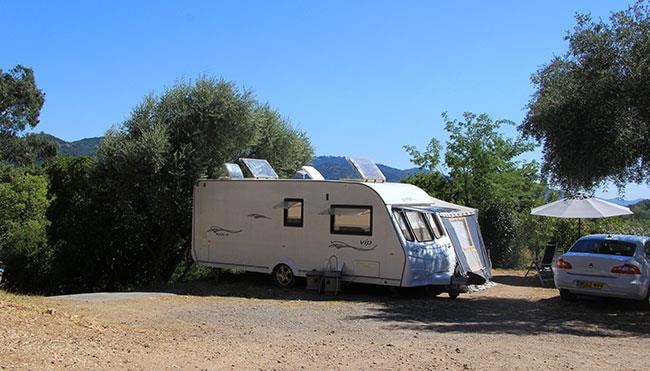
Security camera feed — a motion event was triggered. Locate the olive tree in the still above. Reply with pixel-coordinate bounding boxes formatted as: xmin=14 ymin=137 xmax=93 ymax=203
xmin=81 ymin=78 xmax=313 ymax=285
xmin=521 ymin=1 xmax=650 ymax=191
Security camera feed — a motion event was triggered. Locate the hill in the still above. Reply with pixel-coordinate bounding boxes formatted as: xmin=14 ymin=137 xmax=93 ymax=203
xmin=33 ymin=133 xmax=102 ymax=157
xmin=311 ymin=155 xmax=423 ymax=182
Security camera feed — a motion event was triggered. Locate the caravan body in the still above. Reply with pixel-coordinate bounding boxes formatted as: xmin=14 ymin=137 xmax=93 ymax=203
xmin=191 ymin=177 xmax=491 ymax=290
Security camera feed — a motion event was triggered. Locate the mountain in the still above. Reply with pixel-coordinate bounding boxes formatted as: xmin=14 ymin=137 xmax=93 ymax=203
xmin=311 ymin=156 xmax=358 ymax=180
xmin=311 ymin=155 xmax=424 ymax=182
xmin=377 ymin=164 xmax=424 ymax=182
xmin=58 ymin=137 xmax=102 ymax=157
xmin=34 ymin=133 xmax=102 ymax=157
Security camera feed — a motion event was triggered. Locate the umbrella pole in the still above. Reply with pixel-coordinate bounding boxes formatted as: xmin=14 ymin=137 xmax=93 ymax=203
xmin=578 ymin=218 xmax=582 ymax=238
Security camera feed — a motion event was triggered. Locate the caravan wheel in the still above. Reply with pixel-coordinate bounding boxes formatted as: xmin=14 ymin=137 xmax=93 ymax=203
xmin=273 ymin=264 xmax=295 ymax=288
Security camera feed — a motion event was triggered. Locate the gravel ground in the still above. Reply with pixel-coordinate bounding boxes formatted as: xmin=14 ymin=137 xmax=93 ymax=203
xmin=1 ymin=270 xmax=649 ymax=370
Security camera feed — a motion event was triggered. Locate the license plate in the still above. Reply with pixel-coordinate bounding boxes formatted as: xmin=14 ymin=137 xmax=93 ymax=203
xmin=577 ymin=280 xmax=604 ymax=289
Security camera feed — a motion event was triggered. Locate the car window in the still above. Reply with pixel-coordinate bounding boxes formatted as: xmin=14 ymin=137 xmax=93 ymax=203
xmin=645 ymin=241 xmax=650 ymax=257
xmin=569 ymin=239 xmax=636 ymax=257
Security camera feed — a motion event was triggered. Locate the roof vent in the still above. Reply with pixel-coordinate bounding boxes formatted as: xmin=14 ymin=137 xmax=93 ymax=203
xmin=223 ymin=163 xmax=244 ymax=179
xmin=238 ymin=158 xmax=279 ymax=179
xmin=293 ymin=166 xmax=325 ymax=180
xmin=347 ymin=157 xmax=386 ymax=182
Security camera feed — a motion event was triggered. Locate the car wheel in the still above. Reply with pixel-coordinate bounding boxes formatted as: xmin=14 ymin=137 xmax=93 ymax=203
xmin=448 ymin=291 xmax=460 ymax=299
xmin=273 ymin=264 xmax=295 ymax=288
xmin=559 ymin=289 xmax=577 ymax=301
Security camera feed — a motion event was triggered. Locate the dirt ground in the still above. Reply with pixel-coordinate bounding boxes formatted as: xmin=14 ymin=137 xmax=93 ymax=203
xmin=1 ymin=270 xmax=649 ymax=370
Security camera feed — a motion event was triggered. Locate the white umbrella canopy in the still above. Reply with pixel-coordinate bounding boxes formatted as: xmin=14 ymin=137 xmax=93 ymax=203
xmin=531 ymin=197 xmax=633 ymax=219
xmin=531 ymin=196 xmax=634 ymax=238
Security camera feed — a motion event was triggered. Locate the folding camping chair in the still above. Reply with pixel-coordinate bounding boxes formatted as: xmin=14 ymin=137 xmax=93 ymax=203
xmin=524 ymin=242 xmax=558 ymax=287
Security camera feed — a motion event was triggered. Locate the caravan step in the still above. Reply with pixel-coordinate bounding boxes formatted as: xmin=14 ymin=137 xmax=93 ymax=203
xmin=305 ymin=271 xmax=342 ymax=294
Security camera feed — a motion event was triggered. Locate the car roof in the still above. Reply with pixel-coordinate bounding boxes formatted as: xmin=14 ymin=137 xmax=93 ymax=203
xmin=579 ymin=234 xmax=650 ymax=245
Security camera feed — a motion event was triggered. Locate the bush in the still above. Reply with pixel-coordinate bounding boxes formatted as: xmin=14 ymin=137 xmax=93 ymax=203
xmin=479 ymin=202 xmax=517 ymax=268
xmin=0 ymin=165 xmax=51 ymax=292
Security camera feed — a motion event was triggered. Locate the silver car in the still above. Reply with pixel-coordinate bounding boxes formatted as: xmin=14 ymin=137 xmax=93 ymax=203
xmin=554 ymin=234 xmax=650 ymax=304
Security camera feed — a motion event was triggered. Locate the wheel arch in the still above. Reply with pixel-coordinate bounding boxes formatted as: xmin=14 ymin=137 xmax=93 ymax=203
xmin=272 ymin=256 xmax=300 ymax=277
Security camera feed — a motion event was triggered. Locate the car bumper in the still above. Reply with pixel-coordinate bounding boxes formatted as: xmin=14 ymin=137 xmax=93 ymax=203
xmin=554 ymin=270 xmax=649 ymax=301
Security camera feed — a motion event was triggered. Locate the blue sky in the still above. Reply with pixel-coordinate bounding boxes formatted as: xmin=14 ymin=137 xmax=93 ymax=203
xmin=2 ymin=0 xmax=648 ymax=199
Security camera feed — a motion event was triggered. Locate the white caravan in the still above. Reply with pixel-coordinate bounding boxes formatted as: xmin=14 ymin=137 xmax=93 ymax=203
xmin=191 ymin=158 xmax=491 ymax=297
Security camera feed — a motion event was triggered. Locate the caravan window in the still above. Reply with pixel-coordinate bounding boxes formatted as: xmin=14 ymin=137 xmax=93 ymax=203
xmin=330 ymin=205 xmax=372 ymax=236
xmin=284 ymin=199 xmax=303 ymax=227
xmin=424 ymin=213 xmax=444 ymax=239
xmin=404 ymin=211 xmax=433 ymax=242
xmin=393 ymin=209 xmax=414 ymax=242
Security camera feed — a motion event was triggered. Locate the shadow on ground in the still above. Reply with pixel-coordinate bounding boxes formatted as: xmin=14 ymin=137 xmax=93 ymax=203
xmin=348 ymin=294 xmax=650 ymax=338
xmin=490 ymin=273 xmax=544 ymax=287
xmin=161 ymin=271 xmax=650 ymax=338
xmin=163 ymin=271 xmax=396 ymax=302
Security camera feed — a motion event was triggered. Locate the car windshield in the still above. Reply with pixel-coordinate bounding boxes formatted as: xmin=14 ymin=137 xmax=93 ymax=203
xmin=569 ymin=239 xmax=637 ymax=257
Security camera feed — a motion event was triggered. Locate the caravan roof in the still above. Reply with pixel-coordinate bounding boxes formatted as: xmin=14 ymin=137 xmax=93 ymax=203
xmin=362 ymin=182 xmax=476 ymax=214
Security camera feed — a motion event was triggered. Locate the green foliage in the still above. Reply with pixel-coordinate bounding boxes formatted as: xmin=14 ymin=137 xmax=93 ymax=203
xmin=168 ymin=263 xmax=213 ymax=283
xmin=521 ymin=1 xmax=650 ymax=191
xmin=0 ymin=65 xmax=54 ymax=166
xmin=244 ymin=105 xmax=313 ymax=178
xmin=43 ymin=77 xmax=314 ymax=290
xmin=0 ymin=165 xmax=51 ymax=292
xmin=1 ymin=134 xmax=58 ymax=166
xmin=403 ymin=138 xmax=441 ymax=171
xmin=512 ymin=214 xmax=552 ymax=261
xmin=95 ymin=79 xmax=244 ymax=285
xmin=585 ymin=216 xmax=650 ymax=237
xmin=0 ymin=65 xmax=55 ymax=292
xmin=630 ymin=200 xmax=650 ymax=220
xmin=0 ymin=65 xmax=45 ymax=136
xmin=443 ymin=112 xmax=540 ymax=211
xmin=0 ymin=76 xmax=313 ymax=294
xmin=549 ymin=219 xmax=579 ymax=252
xmin=46 ymin=156 xmax=111 ymax=292
xmin=404 ymin=112 xmax=548 ymax=268
xmin=480 ymin=202 xmax=516 ymax=267
xmin=404 ymin=112 xmax=545 ymax=211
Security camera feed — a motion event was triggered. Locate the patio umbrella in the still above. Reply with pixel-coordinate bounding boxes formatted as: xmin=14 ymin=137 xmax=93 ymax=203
xmin=530 ymin=196 xmax=633 ymax=236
